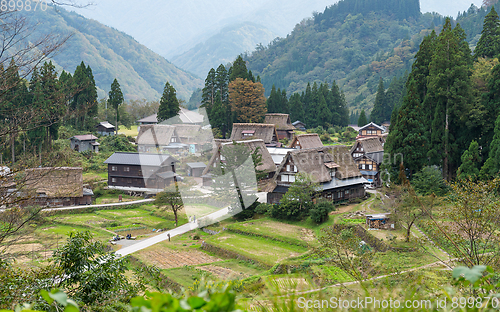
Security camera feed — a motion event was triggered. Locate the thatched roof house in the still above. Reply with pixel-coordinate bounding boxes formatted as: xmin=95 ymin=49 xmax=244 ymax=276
xmin=351 ymin=137 xmax=384 ymax=158
xmin=230 ymin=123 xmax=279 ymax=145
xmin=174 ymin=124 xmax=201 ymax=143
xmin=22 ymin=167 xmax=92 ymax=206
xmin=202 ymin=139 xmax=276 ymax=180
xmin=267 ymin=145 xmax=367 ymax=204
xmin=289 ymin=133 xmax=323 ymax=150
xmin=137 ymin=124 xmax=186 ymax=153
xmin=264 ymin=114 xmax=295 ymax=140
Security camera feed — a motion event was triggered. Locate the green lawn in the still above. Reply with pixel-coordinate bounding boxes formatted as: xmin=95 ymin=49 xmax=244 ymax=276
xmin=226 ymin=218 xmax=314 ymax=247
xmin=118 ymin=125 xmax=138 ymax=137
xmin=204 ymin=232 xmax=308 ymax=266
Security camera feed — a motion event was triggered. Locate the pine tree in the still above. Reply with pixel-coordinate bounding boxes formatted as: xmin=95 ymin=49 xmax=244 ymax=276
xmin=383 ymin=79 xmax=429 ymax=178
xmin=426 ymin=19 xmax=472 ymax=180
xmin=201 ymin=68 xmax=216 ymax=115
xmin=358 ymin=109 xmax=368 ymax=127
xmin=229 ymin=55 xmax=249 ymax=81
xmin=278 ymin=89 xmax=289 ymax=114
xmin=370 ymin=78 xmax=386 ymax=124
xmin=267 ymin=84 xmax=278 ymax=113
xmin=40 ymin=61 xmax=63 ymax=148
xmin=303 ymin=83 xmax=313 ymax=127
xmin=330 ymin=81 xmax=349 ymax=126
xmin=289 ymin=93 xmax=304 ymax=123
xmin=474 ymin=6 xmax=500 ymax=60
xmin=457 ymin=140 xmax=481 ymax=180
xmin=158 ymin=82 xmax=180 ymax=122
xmin=71 ymin=61 xmax=98 ymax=131
xmin=480 ymin=113 xmax=500 ymax=179
xmin=108 ymin=78 xmax=124 ymax=135
xmin=215 ymin=64 xmax=231 ymax=137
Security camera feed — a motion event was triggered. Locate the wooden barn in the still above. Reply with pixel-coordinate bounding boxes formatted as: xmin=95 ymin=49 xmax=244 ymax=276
xmin=96 ymin=121 xmax=115 ymax=136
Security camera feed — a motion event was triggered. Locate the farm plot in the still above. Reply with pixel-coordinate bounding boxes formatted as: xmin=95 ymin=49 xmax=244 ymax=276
xmin=136 ymin=246 xmax=221 ymax=269
xmin=265 ymin=275 xmax=312 ymax=293
xmin=204 ymin=232 xmax=308 ymax=266
xmin=197 ymin=265 xmax=247 ymax=280
xmin=226 ymin=219 xmax=316 ymax=246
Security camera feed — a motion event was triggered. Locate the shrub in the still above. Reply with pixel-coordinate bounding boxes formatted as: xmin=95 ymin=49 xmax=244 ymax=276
xmin=255 ymin=203 xmax=272 ymax=215
xmin=310 ymin=201 xmax=330 ymax=224
xmin=412 ymin=166 xmax=449 ymax=196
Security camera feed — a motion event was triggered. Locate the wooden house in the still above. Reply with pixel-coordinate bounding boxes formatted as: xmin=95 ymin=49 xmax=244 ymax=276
xmin=351 ymin=137 xmax=384 ymax=187
xmin=356 ymin=122 xmax=385 ymax=140
xmin=267 ymin=146 xmax=367 ymax=204
xmin=264 ymin=114 xmax=296 ymax=141
xmin=202 ymin=139 xmax=276 ymax=186
xmin=230 ymin=123 xmax=279 ymax=146
xmin=104 ymin=152 xmax=178 ymax=193
xmin=96 ymin=121 xmax=115 ymax=136
xmin=137 ymin=124 xmax=186 ymax=154
xmin=70 ymin=135 xmax=99 ymax=153
xmin=289 ymin=133 xmax=323 ymax=150
xmin=23 ymin=167 xmax=93 ymax=207
xmin=292 ymin=120 xmax=306 ymax=131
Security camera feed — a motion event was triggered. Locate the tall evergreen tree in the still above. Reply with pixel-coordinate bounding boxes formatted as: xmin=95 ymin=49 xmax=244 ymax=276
xmin=201 ymin=68 xmax=216 ymax=115
xmin=158 ymin=82 xmax=180 ymax=122
xmin=383 ymin=79 xmax=429 ymax=179
xmin=357 ymin=109 xmax=368 ymax=126
xmin=71 ymin=61 xmax=98 ymax=131
xmin=480 ymin=113 xmax=500 ymax=179
xmin=267 ymin=84 xmax=279 ymax=113
xmin=40 ymin=61 xmax=63 ymax=148
xmin=108 ymin=78 xmax=124 ymax=135
xmin=457 ymin=140 xmax=481 ymax=180
xmin=370 ymin=78 xmax=386 ymax=124
xmin=330 ymin=81 xmax=349 ymax=126
xmin=215 ymin=64 xmax=231 ymax=137
xmin=426 ymin=19 xmax=472 ymax=180
xmin=303 ymin=83 xmax=313 ymax=127
xmin=289 ymin=93 xmax=304 ymax=123
xmin=474 ymin=6 xmax=500 ymax=60
xmin=278 ymin=89 xmax=289 ymax=114
xmin=229 ymin=55 xmax=249 ymax=81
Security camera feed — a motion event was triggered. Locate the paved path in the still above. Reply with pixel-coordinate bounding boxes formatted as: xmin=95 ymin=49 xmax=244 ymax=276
xmin=40 ymin=198 xmax=154 ymax=212
xmin=115 ymin=205 xmax=231 ymax=257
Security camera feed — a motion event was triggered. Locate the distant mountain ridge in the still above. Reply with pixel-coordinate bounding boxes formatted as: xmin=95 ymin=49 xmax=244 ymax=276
xmin=21 ymin=6 xmax=203 ymax=100
xmin=170 ymin=22 xmax=278 ymax=79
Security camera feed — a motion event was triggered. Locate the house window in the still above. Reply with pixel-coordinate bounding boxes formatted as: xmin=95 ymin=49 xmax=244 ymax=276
xmin=286 ymin=164 xmax=290 ymax=171
xmin=368 ymin=164 xmax=373 ymax=170
xmin=111 ymin=178 xmax=117 ymax=183
xmin=280 ymin=175 xmax=289 ymax=182
xmin=171 ymin=137 xmax=176 ymax=142
xmin=124 ymin=166 xmax=130 ymax=172
xmin=111 ymin=166 xmax=117 ymax=171
xmin=345 ymin=190 xmax=350 ymax=195
xmin=128 ymin=178 xmax=132 ymax=184
xmin=289 ymin=175 xmax=295 ymax=183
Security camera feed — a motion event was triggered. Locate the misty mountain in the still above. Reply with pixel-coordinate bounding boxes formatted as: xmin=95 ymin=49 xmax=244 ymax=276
xmin=170 ymin=22 xmax=278 ymax=79
xmin=21 ymin=6 xmax=202 ymax=100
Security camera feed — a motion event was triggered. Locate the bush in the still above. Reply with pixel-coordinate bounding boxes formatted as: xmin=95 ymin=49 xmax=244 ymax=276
xmin=310 ymin=201 xmax=331 ymax=224
xmin=412 ymin=166 xmax=449 ymax=196
xmin=255 ymin=203 xmax=272 ymax=215
xmin=271 ymin=201 xmax=308 ymax=221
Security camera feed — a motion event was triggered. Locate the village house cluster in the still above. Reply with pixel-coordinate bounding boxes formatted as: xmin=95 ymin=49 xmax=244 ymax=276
xmin=8 ymin=110 xmax=388 ymax=209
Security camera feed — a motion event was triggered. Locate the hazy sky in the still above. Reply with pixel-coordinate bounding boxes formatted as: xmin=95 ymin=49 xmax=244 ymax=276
xmin=420 ymin=0 xmax=484 ymax=17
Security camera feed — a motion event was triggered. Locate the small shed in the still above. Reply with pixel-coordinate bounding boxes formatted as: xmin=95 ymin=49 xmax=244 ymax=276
xmin=70 ymin=135 xmax=99 ymax=153
xmin=186 ymin=162 xmax=207 ymax=177
xmin=96 ymin=121 xmax=115 ymax=136
xmin=201 ymin=173 xmax=213 ymax=187
xmin=365 ymin=213 xmax=393 ymax=230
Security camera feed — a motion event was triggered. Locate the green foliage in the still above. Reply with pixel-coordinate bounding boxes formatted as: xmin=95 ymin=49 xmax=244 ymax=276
xmin=357 ymin=109 xmax=367 ymax=126
xmin=158 ymin=82 xmax=181 ymax=122
xmin=480 ymin=113 xmax=500 ymax=179
xmin=474 ymin=7 xmax=500 ymax=60
xmin=108 ymin=78 xmax=124 ymax=134
xmin=155 ymin=187 xmax=183 ymax=226
xmin=411 ymin=166 xmax=449 ymax=196
xmin=98 ymin=135 xmax=136 ymax=154
xmin=457 ymin=140 xmax=481 ymax=180
xmin=310 ymin=200 xmax=332 ymax=224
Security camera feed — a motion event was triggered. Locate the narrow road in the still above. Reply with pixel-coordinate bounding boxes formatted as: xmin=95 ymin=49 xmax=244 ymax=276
xmin=40 ymin=198 xmax=154 ymax=212
xmin=115 ymin=205 xmax=231 ymax=257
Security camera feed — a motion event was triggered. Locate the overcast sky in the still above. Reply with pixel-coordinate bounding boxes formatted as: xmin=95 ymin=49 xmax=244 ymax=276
xmin=420 ymin=0 xmax=484 ymax=17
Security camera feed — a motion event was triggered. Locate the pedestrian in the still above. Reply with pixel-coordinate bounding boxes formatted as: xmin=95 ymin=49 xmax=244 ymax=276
xmin=167 ymin=233 xmax=170 ymax=241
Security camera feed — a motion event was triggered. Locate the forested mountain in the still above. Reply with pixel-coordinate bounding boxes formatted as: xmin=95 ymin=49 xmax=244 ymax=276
xmin=19 ymin=5 xmax=202 ymax=100
xmin=243 ymin=0 xmax=490 ymax=114
xmin=170 ymin=22 xmax=278 ymax=79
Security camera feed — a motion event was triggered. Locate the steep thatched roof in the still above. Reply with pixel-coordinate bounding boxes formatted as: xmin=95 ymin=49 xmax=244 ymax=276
xmin=274 ymin=145 xmax=362 ymax=184
xmin=173 ymin=124 xmax=201 ymax=143
xmin=203 ymin=139 xmax=276 ymax=175
xmin=137 ymin=124 xmax=177 ymax=146
xmin=289 ymin=133 xmax=323 ymax=150
xmin=25 ymin=167 xmax=83 ymax=198
xmin=230 ymin=123 xmax=278 ymax=144
xmin=359 ymin=122 xmax=385 ymax=132
xmin=264 ymin=114 xmax=295 ymax=130
xmin=350 ymin=137 xmax=384 ymax=154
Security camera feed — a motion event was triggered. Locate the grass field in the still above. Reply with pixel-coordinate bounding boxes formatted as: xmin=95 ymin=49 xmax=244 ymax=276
xmin=204 ymin=232 xmax=308 ymax=265
xmin=118 ymin=125 xmax=138 ymax=137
